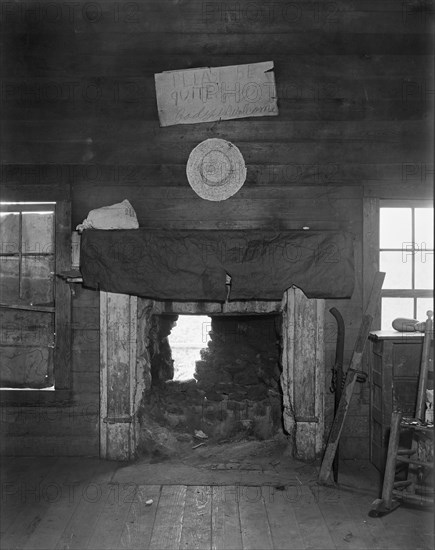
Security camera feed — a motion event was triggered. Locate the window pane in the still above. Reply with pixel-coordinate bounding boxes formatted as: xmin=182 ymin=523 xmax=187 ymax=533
xmin=382 ymin=297 xmax=414 ymax=330
xmin=0 ymin=203 xmax=59 ymax=391
xmin=0 ymin=212 xmax=20 ymax=254
xmin=0 ymin=346 xmax=53 ymax=389
xmin=380 ymin=208 xmax=412 ymax=248
xmin=415 ymin=251 xmax=434 ymax=289
xmin=417 ymin=298 xmax=434 ymax=322
xmin=22 ymin=212 xmax=54 ymax=254
xmin=0 ymin=309 xmax=54 ymax=346
xmin=21 ymin=256 xmax=54 ymax=304
xmin=0 ymin=257 xmax=19 ymax=302
xmin=415 ymin=208 xmax=434 ymax=249
xmin=380 ymin=251 xmax=412 ymax=289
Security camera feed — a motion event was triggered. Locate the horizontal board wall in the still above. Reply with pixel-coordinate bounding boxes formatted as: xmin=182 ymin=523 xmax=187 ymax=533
xmin=0 ymin=287 xmax=100 ymax=456
xmin=1 ymin=0 xmax=433 ymax=458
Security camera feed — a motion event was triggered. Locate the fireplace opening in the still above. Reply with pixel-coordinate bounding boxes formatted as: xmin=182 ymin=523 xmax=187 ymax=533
xmin=168 ymin=315 xmax=211 ymax=381
xmin=140 ymin=312 xmax=284 ymax=458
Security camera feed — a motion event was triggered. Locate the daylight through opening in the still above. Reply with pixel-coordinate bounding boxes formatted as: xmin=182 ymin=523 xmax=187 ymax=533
xmin=168 ymin=315 xmax=211 ymax=380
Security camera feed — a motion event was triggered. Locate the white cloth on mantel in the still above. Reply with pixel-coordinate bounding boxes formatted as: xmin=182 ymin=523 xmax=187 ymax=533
xmin=76 ymin=199 xmax=139 ymax=233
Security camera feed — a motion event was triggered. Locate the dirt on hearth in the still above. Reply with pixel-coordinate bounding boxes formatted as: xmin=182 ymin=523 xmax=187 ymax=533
xmin=114 ymin=436 xmax=381 ymax=497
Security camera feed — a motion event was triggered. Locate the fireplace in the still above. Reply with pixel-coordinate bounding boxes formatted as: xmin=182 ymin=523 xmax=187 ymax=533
xmin=99 ymin=288 xmax=325 ymax=462
xmin=80 ymin=228 xmax=353 ymax=461
xmin=138 ymin=313 xmax=283 ymax=456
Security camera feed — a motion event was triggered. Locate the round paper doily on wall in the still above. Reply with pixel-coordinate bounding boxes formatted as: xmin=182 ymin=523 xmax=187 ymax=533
xmin=186 ymin=138 xmax=247 ymax=201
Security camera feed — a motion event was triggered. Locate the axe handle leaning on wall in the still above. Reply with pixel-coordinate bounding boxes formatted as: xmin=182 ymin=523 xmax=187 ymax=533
xmin=318 ymin=272 xmax=386 ymax=485
xmin=329 ymin=306 xmax=345 ymax=483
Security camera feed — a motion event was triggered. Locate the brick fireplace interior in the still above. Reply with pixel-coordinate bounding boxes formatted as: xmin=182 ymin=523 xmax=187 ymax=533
xmin=138 ymin=313 xmax=284 ymax=459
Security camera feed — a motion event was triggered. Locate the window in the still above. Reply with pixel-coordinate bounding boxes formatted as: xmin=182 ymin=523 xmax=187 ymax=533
xmin=0 ymin=201 xmax=71 ymax=392
xmin=379 ymin=201 xmax=433 ymax=329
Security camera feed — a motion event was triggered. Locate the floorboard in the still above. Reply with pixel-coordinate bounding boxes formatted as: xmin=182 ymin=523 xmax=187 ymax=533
xmin=316 ymin=487 xmax=371 ymax=550
xmin=148 ymin=485 xmax=187 ymax=550
xmin=1 ymin=457 xmax=59 ymax=535
xmin=1 ymin=458 xmax=82 ymax=550
xmin=380 ymin=506 xmax=434 ymax=550
xmin=1 ymin=458 xmax=433 ymax=550
xmin=119 ymin=485 xmax=162 ymax=550
xmin=86 ymin=479 xmax=135 ymax=550
xmin=341 ymin=490 xmax=389 ymax=550
xmin=238 ymin=486 xmax=274 ymax=550
xmin=291 ymin=485 xmax=336 ymax=550
xmin=263 ymin=485 xmax=305 ymax=550
xmin=23 ymin=459 xmax=107 ymax=550
xmin=180 ymin=486 xmax=212 ymax=550
xmin=211 ymin=486 xmax=243 ymax=550
xmin=55 ymin=461 xmax=119 ymax=550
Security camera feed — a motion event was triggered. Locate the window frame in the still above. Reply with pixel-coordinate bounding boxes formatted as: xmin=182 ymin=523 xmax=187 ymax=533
xmin=363 ymin=197 xmax=433 ymax=331
xmin=0 ymin=201 xmax=72 ymax=405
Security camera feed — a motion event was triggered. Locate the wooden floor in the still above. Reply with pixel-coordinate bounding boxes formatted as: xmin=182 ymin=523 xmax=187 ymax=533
xmin=0 ymin=457 xmax=433 ymax=550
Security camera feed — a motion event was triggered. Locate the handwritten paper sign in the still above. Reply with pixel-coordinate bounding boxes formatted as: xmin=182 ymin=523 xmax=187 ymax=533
xmin=154 ymin=61 xmax=278 ymax=126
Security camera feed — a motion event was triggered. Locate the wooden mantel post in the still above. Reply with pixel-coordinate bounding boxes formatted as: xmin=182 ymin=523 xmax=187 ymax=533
xmin=281 ymin=287 xmax=325 ymax=460
xmin=100 ymin=291 xmax=138 ymax=460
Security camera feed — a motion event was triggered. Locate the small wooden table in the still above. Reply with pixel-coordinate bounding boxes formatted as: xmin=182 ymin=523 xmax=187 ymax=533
xmin=368 ymin=330 xmax=433 ymax=472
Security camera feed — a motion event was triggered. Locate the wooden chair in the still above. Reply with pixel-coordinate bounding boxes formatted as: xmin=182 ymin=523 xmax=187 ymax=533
xmin=369 ymin=311 xmax=433 ymax=517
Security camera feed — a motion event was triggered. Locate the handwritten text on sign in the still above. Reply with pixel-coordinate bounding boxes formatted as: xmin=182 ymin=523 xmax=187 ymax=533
xmin=154 ymin=61 xmax=278 ymax=126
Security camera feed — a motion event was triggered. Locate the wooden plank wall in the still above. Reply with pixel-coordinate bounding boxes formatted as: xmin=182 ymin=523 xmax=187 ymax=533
xmin=1 ymin=0 xmax=433 ymax=457
xmin=0 ymin=286 xmax=100 ymax=456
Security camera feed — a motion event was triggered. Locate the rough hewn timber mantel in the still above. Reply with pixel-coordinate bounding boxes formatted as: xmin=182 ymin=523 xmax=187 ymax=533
xmin=81 ymin=229 xmax=354 ymax=301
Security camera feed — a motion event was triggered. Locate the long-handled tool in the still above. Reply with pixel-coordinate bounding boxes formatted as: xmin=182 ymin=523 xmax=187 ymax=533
xmin=319 ymin=272 xmax=385 ymax=484
xmin=329 ymin=307 xmax=345 ymax=483
xmin=329 ymin=308 xmax=368 ymax=482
